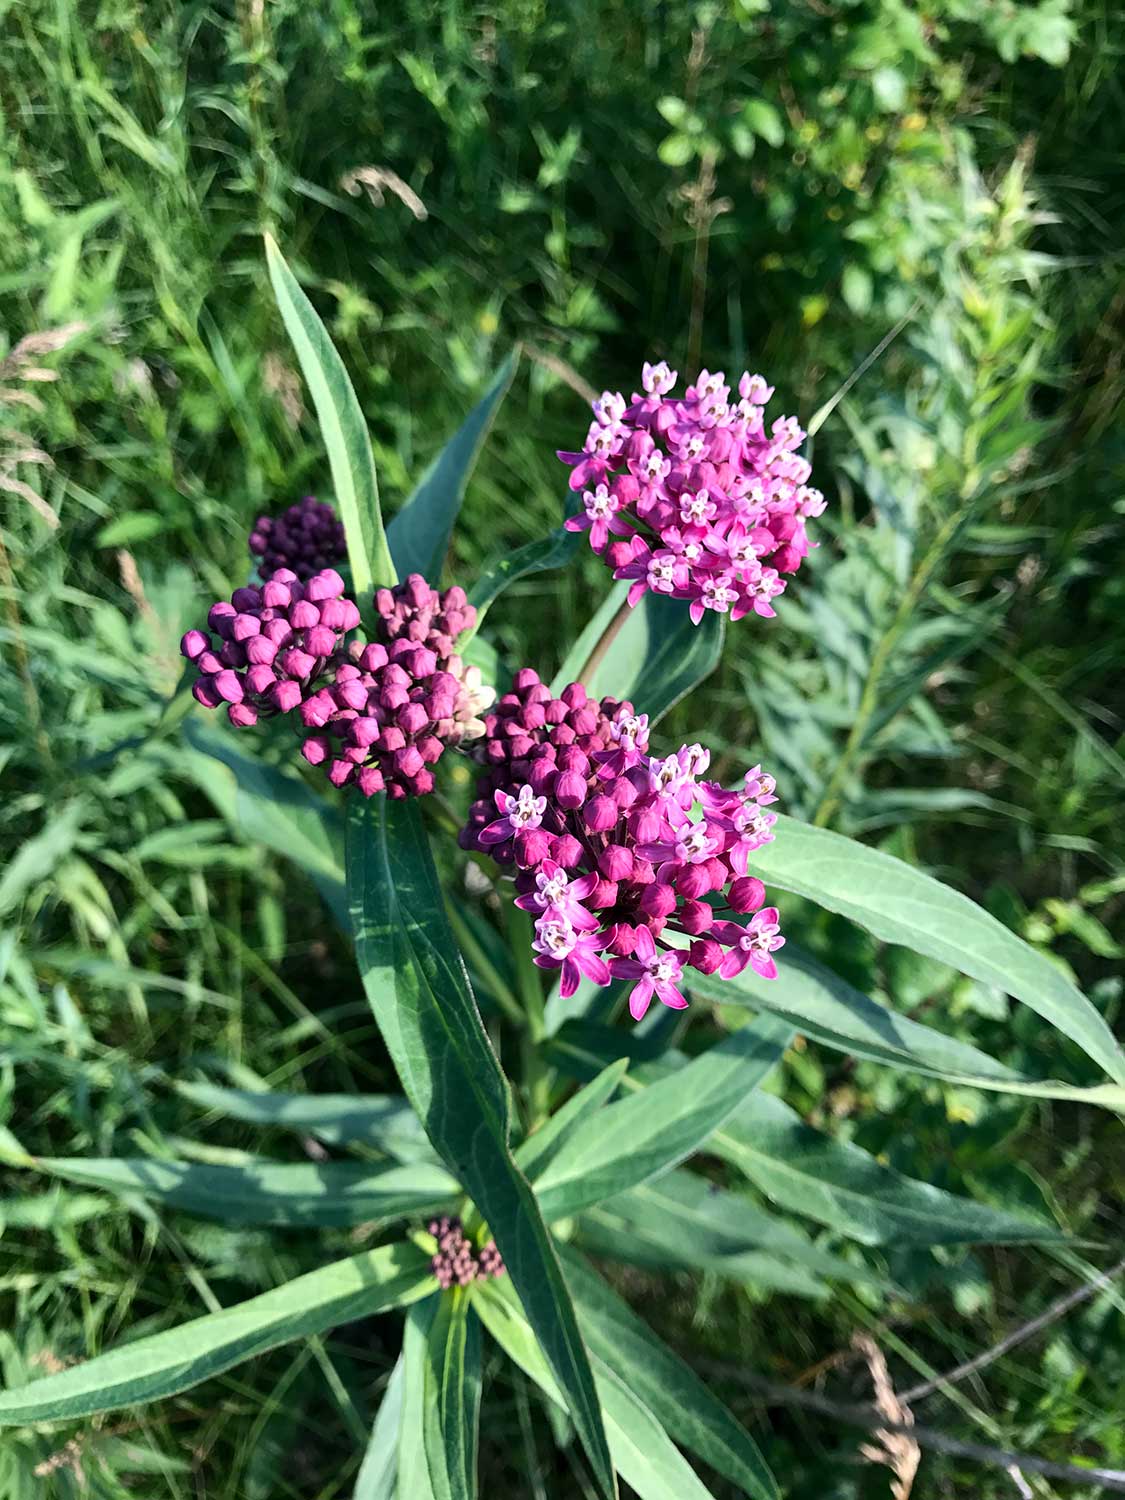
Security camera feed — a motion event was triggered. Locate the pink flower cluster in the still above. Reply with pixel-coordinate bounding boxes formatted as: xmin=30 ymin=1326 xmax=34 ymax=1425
xmin=299 ymin=577 xmax=492 ymax=799
xmin=460 ymin=669 xmax=784 ymax=1020
xmin=249 ymin=495 xmax=346 ymax=581
xmin=181 ymin=568 xmax=358 ymax=727
xmin=559 ymin=362 xmax=825 ymax=626
xmin=182 ymin=569 xmax=493 ymax=798
xmin=428 ymin=1216 xmax=505 ymax=1289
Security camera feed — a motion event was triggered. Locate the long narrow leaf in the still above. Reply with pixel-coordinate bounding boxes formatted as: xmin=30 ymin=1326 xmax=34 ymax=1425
xmin=354 ymin=1355 xmax=405 ymax=1500
xmin=515 ymin=1059 xmax=629 ymax=1181
xmin=346 ymin=797 xmax=616 ymax=1500
xmin=33 ymin=1155 xmax=458 ymax=1227
xmin=532 ymin=1017 xmax=791 ymax=1221
xmin=265 ymin=234 xmax=396 ymax=603
xmin=472 ymin=1278 xmax=715 ymax=1500
xmin=560 ymin=1246 xmax=778 ymax=1500
xmin=0 ymin=1242 xmax=433 ymax=1424
xmin=388 ymin=354 xmax=517 ymax=580
xmin=463 ymin=526 xmax=581 ymax=640
xmin=746 ymin=816 xmax=1125 ymax=1085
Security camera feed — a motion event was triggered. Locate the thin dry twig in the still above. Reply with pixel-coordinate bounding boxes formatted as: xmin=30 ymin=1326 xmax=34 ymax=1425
xmin=340 ymin=166 xmax=428 ymax=220
xmin=900 ymin=1256 xmax=1125 ymax=1405
xmin=520 ymin=342 xmax=598 ymax=404
xmin=854 ymin=1333 xmax=921 ymax=1499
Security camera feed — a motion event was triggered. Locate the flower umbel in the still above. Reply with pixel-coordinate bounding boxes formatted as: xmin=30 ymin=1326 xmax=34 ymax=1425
xmin=249 ymin=495 xmax=347 ymax=581
xmin=428 ymin=1217 xmax=505 ymax=1288
xmin=559 ymin=361 xmax=824 ymax=626
xmin=461 ymin=668 xmax=784 ymax=1018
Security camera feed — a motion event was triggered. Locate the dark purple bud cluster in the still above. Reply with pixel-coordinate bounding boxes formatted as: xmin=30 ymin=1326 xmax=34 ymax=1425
xmin=181 ymin=568 xmax=358 ymax=728
xmin=298 ymin=576 xmax=494 ymax=799
xmin=249 ymin=496 xmax=346 ymax=581
xmin=428 ymin=1216 xmax=505 ymax=1289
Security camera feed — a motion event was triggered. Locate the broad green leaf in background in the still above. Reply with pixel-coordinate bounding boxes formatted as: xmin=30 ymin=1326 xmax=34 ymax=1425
xmin=264 ymin=234 xmax=396 ymax=605
xmin=515 ymin=1058 xmax=629 ymax=1181
xmin=578 ymin=1172 xmax=878 ymax=1295
xmin=560 ymin=1246 xmax=779 ymax=1500
xmin=553 ymin=581 xmax=724 ymax=723
xmin=695 ymin=944 xmax=1125 ymax=1107
xmin=399 ymin=1295 xmax=481 ymax=1500
xmin=0 ymin=1242 xmax=433 ymax=1424
xmin=182 ymin=722 xmax=347 ymax=927
xmin=532 ymin=1016 xmax=791 ymax=1221
xmin=713 ymin=1091 xmax=1063 ymax=1247
xmin=32 ymin=1155 xmax=458 ymax=1228
xmin=388 ymin=354 xmax=517 ymax=580
xmin=355 ymin=1354 xmax=405 ymax=1500
xmin=463 ymin=525 xmax=581 ymax=641
xmin=746 ymin=816 xmax=1125 ymax=1086
xmin=177 ymin=1081 xmax=435 ymax=1162
xmin=346 ymin=797 xmax=616 ymax=1500
xmin=472 ymin=1277 xmax=717 ymax=1500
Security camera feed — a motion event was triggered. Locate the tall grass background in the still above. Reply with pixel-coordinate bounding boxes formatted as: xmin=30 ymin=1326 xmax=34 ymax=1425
xmin=1 ymin=0 xmax=1122 ymax=1494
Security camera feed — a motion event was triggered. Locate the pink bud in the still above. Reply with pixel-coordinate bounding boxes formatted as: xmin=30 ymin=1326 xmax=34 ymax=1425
xmin=554 ymin=770 xmax=587 ymax=809
xmin=244 ymin=663 xmax=276 ymax=695
xmin=228 ymin=702 xmax=258 ymax=728
xmin=640 ymin=883 xmax=677 ymax=920
xmin=302 ymin=736 xmax=330 ymax=765
xmin=232 ymin=612 xmax=262 ymax=642
xmin=553 ymin=834 xmax=585 ymax=869
xmin=599 ymin=844 xmax=633 ymax=882
xmin=628 ymin=806 xmax=665 ymax=844
xmin=544 ymin=698 xmax=568 ymax=725
xmin=350 ymin=717 xmax=381 ymax=748
xmin=418 ymin=734 xmax=444 ymax=764
xmin=679 ymin=899 xmax=713 ymax=935
xmin=514 ymin=828 xmax=552 ymax=867
xmin=269 ymin=679 xmax=303 ymax=712
xmin=584 ymin=795 xmax=618 ymax=833
xmin=181 ymin=629 xmax=208 ymax=660
xmin=379 ymin=725 xmax=405 ymax=753
xmin=262 ymin=579 xmax=294 ymax=609
xmin=305 ymin=625 xmax=337 ymax=658
xmin=728 ymin=876 xmax=766 ymax=914
xmin=231 ymin=586 xmax=260 ymax=612
xmin=359 ymin=642 xmax=389 ymax=672
xmin=398 ymin=702 xmax=429 ymax=736
xmin=207 ymin=601 xmax=237 ymax=637
xmin=262 ymin=617 xmax=293 ymax=646
xmin=245 ymin=635 xmax=279 ymax=666
xmin=289 ymin=599 xmax=320 ymax=630
xmin=393 ymin=745 xmax=425 ymax=779
xmin=608 ymin=776 xmax=638 ymax=809
xmin=689 ymin=938 xmax=724 ymax=974
xmin=528 ymin=759 xmax=556 ymax=794
xmin=300 ymin=690 xmax=335 ymax=728
xmin=328 ymin=758 xmax=354 ymax=787
xmin=281 ymin=648 xmax=317 ymax=679
xmin=675 ymin=863 xmax=711 ymax=900
xmin=213 ymin=669 xmax=244 ymax=703
xmin=606 ymin=922 xmax=637 ymax=957
xmin=561 ymin=681 xmax=587 ymax=709
xmin=356 ymin=765 xmax=385 ymax=796
xmin=305 ymin=569 xmax=345 ymax=602
xmin=704 ymin=857 xmax=728 ymax=891
xmin=336 ymin=677 xmax=369 ymax=712
xmin=513 ymin=668 xmax=541 ymax=693
xmin=192 ymin=677 xmax=222 ymax=709
xmin=569 ymin=707 xmax=600 ymax=736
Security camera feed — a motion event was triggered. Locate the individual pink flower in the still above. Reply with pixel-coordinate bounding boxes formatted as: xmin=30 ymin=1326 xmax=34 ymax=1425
xmin=480 ymin=785 xmax=548 ymax=846
xmin=712 ymin=908 xmax=786 ymax=980
xmin=531 ymin=914 xmax=612 ymax=997
xmin=611 ymin=926 xmax=689 ymax=1020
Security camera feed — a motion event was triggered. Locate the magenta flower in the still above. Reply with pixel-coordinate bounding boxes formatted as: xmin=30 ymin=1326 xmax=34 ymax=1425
xmin=712 ymin=908 xmax=786 ymax=980
xmin=611 ymin=926 xmax=689 ymax=1020
xmin=531 ymin=913 xmax=612 ymax=997
xmin=557 ymin=361 xmax=823 ymax=628
xmin=461 ymin=667 xmax=784 ymax=1021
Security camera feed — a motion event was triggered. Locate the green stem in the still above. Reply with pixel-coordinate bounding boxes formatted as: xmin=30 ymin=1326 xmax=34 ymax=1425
xmin=576 ymin=595 xmax=634 ymax=689
xmin=447 ymin=906 xmax=525 ymax=1028
xmin=811 ymin=498 xmax=976 ymax=829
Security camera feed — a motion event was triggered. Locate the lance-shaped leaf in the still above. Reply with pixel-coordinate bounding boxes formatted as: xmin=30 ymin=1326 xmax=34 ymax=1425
xmin=560 ymin=1246 xmax=778 ymax=1500
xmin=712 ymin=1091 xmax=1063 ymax=1247
xmin=745 ymin=816 xmax=1125 ymax=1086
xmin=355 ymin=1355 xmax=404 ymax=1500
xmin=388 ymin=354 xmax=517 ymax=580
xmin=182 ymin=721 xmax=347 ymax=927
xmin=578 ymin=1172 xmax=882 ymax=1295
xmin=32 ymin=1156 xmax=458 ymax=1227
xmin=176 ymin=1080 xmax=435 ymax=1162
xmin=463 ymin=525 xmax=581 ymax=641
xmin=553 ymin=582 xmax=724 ymax=723
xmin=472 ymin=1277 xmax=716 ymax=1500
xmin=532 ymin=1017 xmax=791 ymax=1221
xmin=693 ymin=943 xmax=1125 ymax=1107
xmin=515 ymin=1058 xmax=629 ymax=1181
xmin=546 ymin=1023 xmax=1064 ymax=1248
xmin=399 ymin=1295 xmax=481 ymax=1500
xmin=0 ymin=1242 xmax=433 ymax=1424
xmin=265 ymin=234 xmax=396 ymax=604
xmin=346 ymin=797 xmax=616 ymax=1500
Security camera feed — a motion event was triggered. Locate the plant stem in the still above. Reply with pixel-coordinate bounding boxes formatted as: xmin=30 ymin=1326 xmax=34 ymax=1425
xmin=576 ymin=595 xmax=634 ymax=689
xmin=811 ymin=498 xmax=975 ymax=829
